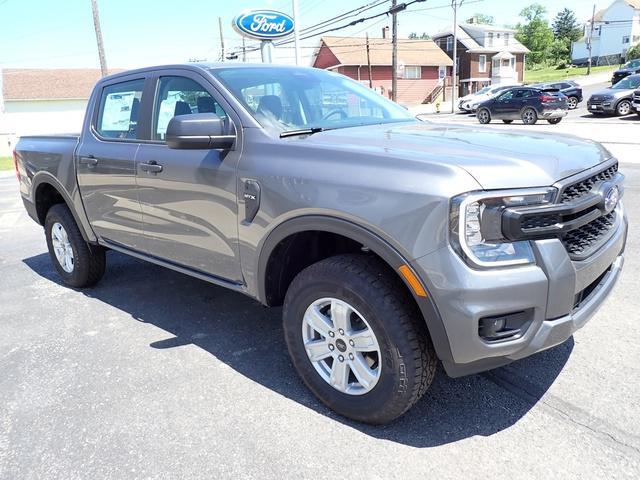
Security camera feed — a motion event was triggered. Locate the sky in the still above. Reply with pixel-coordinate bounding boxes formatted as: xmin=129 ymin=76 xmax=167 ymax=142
xmin=0 ymin=0 xmax=605 ymax=70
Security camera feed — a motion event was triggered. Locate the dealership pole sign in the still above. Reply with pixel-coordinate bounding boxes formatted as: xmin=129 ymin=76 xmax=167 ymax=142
xmin=232 ymin=10 xmax=295 ymax=63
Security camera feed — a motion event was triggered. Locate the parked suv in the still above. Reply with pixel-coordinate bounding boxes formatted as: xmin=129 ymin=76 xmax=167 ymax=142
xmin=588 ymin=73 xmax=640 ymax=116
xmin=611 ymin=59 xmax=640 ymax=85
xmin=632 ymin=87 xmax=640 ymax=116
xmin=458 ymin=84 xmax=516 ymax=112
xmin=477 ymin=86 xmax=568 ymax=125
xmin=14 ymin=63 xmax=627 ymax=424
xmin=532 ymin=80 xmax=582 ymax=109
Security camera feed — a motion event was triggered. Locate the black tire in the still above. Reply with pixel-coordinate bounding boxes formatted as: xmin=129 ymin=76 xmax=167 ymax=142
xmin=45 ymin=204 xmax=106 ymax=288
xmin=616 ymin=99 xmax=632 ymax=116
xmin=477 ymin=108 xmax=491 ymax=124
xmin=283 ymin=254 xmax=437 ymax=425
xmin=521 ymin=107 xmax=538 ymax=125
xmin=547 ymin=118 xmax=562 ymax=124
xmin=502 ymin=119 xmax=513 ymax=124
xmin=567 ymin=96 xmax=579 ymax=109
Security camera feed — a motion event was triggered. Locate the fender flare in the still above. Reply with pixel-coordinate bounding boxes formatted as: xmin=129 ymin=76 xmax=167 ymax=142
xmin=256 ymin=215 xmax=454 ymax=363
xmin=31 ymin=172 xmax=96 ymax=243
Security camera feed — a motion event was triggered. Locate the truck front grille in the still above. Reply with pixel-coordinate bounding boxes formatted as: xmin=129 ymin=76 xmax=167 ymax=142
xmin=561 ymin=212 xmax=616 ymax=257
xmin=560 ymin=163 xmax=618 ymax=203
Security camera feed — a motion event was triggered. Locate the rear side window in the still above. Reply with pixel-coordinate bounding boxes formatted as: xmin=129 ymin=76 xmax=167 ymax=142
xmin=96 ymin=79 xmax=145 ymax=139
xmin=153 ymin=76 xmax=227 ymax=141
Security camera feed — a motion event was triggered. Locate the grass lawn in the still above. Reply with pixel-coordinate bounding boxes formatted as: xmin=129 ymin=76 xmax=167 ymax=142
xmin=524 ymin=65 xmax=618 ymax=83
xmin=0 ymin=157 xmax=14 ymax=171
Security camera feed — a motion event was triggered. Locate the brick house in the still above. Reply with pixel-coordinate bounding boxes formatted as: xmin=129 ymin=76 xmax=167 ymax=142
xmin=313 ymin=32 xmax=453 ymax=105
xmin=432 ymin=23 xmax=529 ymax=97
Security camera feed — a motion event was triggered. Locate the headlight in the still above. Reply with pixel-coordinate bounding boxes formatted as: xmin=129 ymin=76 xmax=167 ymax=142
xmin=450 ymin=188 xmax=557 ymax=268
xmin=601 ymin=95 xmax=614 ymax=101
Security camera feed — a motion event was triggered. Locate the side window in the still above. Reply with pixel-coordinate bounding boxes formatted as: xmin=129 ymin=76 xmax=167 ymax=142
xmin=96 ymin=79 xmax=144 ymax=139
xmin=516 ymin=89 xmax=534 ymax=98
xmin=498 ymin=90 xmax=515 ymax=101
xmin=153 ymin=76 xmax=227 ymax=141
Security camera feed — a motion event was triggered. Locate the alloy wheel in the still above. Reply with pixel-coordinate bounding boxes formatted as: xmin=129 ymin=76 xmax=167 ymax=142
xmin=51 ymin=222 xmax=74 ymax=273
xmin=302 ymin=298 xmax=381 ymax=395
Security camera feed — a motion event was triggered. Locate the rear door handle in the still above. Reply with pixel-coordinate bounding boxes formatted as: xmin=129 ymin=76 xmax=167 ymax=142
xmin=139 ymin=161 xmax=163 ymax=174
xmin=79 ymin=156 xmax=98 ymax=167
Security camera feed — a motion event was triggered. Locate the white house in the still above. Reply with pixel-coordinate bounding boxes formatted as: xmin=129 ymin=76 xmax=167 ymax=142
xmin=0 ymin=69 xmax=117 ymax=156
xmin=572 ymin=0 xmax=640 ymax=65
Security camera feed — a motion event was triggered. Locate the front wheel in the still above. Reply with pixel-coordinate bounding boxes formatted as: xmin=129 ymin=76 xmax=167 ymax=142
xmin=283 ymin=254 xmax=437 ymax=424
xmin=547 ymin=118 xmax=562 ymax=124
xmin=616 ymin=100 xmax=631 ymax=116
xmin=567 ymin=96 xmax=579 ymax=109
xmin=45 ymin=204 xmax=106 ymax=288
xmin=521 ymin=108 xmax=538 ymax=125
xmin=477 ymin=108 xmax=491 ymax=124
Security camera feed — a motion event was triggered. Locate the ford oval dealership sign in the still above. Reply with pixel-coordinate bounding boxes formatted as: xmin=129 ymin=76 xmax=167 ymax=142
xmin=233 ymin=10 xmax=295 ymax=40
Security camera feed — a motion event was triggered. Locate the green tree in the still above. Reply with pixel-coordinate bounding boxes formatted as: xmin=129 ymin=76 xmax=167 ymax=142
xmin=516 ymin=4 xmax=555 ymax=66
xmin=627 ymin=43 xmax=640 ymax=60
xmin=552 ymin=8 xmax=582 ymax=43
xmin=549 ymin=38 xmax=571 ymax=65
xmin=469 ymin=14 xmax=495 ymax=25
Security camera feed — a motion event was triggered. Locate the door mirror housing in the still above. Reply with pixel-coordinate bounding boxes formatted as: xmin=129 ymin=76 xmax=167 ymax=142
xmin=166 ymin=113 xmax=235 ymax=150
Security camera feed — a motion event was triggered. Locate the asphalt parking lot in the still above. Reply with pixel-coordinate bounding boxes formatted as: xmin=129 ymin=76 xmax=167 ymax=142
xmin=1 ymin=110 xmax=639 ymax=478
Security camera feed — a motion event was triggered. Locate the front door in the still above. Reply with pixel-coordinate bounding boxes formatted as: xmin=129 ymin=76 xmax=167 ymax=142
xmin=135 ymin=72 xmax=243 ymax=282
xmin=76 ymin=76 xmax=147 ymax=251
xmin=493 ymin=89 xmax=518 ymax=119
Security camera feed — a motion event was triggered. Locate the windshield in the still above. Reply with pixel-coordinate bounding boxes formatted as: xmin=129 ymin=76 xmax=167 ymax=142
xmin=612 ymin=75 xmax=640 ymax=89
xmin=212 ymin=66 xmax=414 ymax=133
xmin=624 ymin=59 xmax=640 ymax=69
xmin=475 ymin=86 xmax=491 ymax=95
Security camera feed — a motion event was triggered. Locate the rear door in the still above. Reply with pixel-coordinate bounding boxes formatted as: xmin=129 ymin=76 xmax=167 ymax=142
xmin=76 ymin=74 xmax=151 ymax=250
xmin=134 ymin=69 xmax=243 ymax=282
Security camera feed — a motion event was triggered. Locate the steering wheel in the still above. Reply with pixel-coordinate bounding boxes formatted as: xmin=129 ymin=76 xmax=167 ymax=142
xmin=321 ymin=109 xmax=348 ymax=121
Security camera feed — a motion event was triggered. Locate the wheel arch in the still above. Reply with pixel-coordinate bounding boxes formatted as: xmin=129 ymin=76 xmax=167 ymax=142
xmin=256 ymin=215 xmax=454 ymax=363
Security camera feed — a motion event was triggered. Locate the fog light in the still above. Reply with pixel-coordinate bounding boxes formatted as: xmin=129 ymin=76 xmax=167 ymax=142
xmin=479 ymin=316 xmax=506 ymax=339
xmin=478 ymin=310 xmax=533 ymax=341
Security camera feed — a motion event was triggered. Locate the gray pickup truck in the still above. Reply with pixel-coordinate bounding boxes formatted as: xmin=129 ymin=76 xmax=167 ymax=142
xmin=15 ymin=64 xmax=627 ymax=424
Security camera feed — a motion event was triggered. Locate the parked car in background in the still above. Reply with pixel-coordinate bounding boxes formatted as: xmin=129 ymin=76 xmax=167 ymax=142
xmin=531 ymin=80 xmax=582 ymax=109
xmin=458 ymin=84 xmax=516 ymax=112
xmin=476 ymin=86 xmax=568 ymax=125
xmin=588 ymin=74 xmax=640 ymax=116
xmin=632 ymin=86 xmax=640 ymax=116
xmin=611 ymin=59 xmax=640 ymax=85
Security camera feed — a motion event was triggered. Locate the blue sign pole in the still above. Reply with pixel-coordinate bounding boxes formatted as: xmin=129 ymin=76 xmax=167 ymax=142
xmin=232 ymin=10 xmax=296 ymax=64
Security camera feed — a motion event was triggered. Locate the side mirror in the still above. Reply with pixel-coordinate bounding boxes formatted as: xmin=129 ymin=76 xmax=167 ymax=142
xmin=166 ymin=113 xmax=235 ymax=150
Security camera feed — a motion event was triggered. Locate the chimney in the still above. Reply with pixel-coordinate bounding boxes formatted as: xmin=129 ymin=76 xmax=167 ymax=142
xmin=382 ymin=26 xmax=389 ymax=39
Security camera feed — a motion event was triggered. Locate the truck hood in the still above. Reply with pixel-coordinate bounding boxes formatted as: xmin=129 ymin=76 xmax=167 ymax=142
xmin=591 ymin=87 xmax=634 ymax=99
xmin=300 ymin=121 xmax=611 ymax=190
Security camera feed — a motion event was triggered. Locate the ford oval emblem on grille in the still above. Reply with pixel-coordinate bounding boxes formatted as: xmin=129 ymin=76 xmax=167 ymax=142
xmin=233 ymin=10 xmax=295 ymax=40
xmin=603 ymin=185 xmax=620 ymax=213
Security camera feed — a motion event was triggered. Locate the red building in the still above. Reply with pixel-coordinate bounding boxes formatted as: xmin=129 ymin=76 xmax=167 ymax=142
xmin=313 ymin=32 xmax=453 ymax=105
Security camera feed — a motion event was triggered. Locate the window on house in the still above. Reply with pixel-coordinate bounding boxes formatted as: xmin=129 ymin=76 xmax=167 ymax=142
xmin=404 ymin=66 xmax=421 ymax=79
xmin=510 ymin=57 xmax=516 ymax=69
xmin=623 ymin=36 xmax=630 ymax=44
xmin=478 ymin=55 xmax=486 ymax=73
xmin=633 ymin=35 xmax=640 ymax=43
xmin=446 ymin=36 xmax=453 ymax=51
xmin=504 ymin=33 xmax=510 ymax=45
xmin=492 ymin=58 xmax=500 ymax=69
xmin=488 ymin=32 xmax=494 ymax=46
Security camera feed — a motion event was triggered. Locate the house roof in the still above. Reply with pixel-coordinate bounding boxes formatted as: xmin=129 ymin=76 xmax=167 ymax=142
xmin=433 ymin=24 xmax=529 ymax=54
xmin=625 ymin=0 xmax=640 ymax=10
xmin=317 ymin=36 xmax=452 ymax=67
xmin=1 ymin=68 xmax=121 ymax=101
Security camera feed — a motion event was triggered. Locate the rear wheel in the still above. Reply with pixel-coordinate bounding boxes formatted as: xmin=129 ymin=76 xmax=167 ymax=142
xmin=477 ymin=108 xmax=491 ymax=124
xmin=502 ymin=119 xmax=513 ymax=124
xmin=616 ymin=100 xmax=631 ymax=116
xmin=283 ymin=254 xmax=437 ymax=424
xmin=547 ymin=118 xmax=562 ymax=124
xmin=521 ymin=108 xmax=538 ymax=125
xmin=45 ymin=204 xmax=105 ymax=288
xmin=567 ymin=96 xmax=579 ymax=109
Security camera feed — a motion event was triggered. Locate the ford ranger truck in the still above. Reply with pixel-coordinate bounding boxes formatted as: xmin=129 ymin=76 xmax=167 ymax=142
xmin=14 ymin=64 xmax=627 ymax=424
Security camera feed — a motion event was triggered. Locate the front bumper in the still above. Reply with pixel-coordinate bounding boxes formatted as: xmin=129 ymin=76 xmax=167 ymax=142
xmin=587 ymin=100 xmax=616 ymax=113
xmin=412 ymin=206 xmax=628 ymax=377
xmin=632 ymin=99 xmax=640 ymax=112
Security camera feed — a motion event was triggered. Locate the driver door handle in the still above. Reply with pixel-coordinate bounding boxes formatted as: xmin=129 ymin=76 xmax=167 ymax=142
xmin=79 ymin=156 xmax=98 ymax=167
xmin=140 ymin=160 xmax=163 ymax=174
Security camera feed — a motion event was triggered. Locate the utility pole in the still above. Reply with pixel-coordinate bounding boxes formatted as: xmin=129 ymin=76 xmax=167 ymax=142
xmin=242 ymin=37 xmax=246 ymax=62
xmin=451 ymin=0 xmax=463 ymax=114
xmin=366 ymin=33 xmax=373 ymax=88
xmin=391 ymin=0 xmax=398 ymax=102
xmin=587 ymin=4 xmax=596 ymax=75
xmin=292 ymin=0 xmax=301 ymax=65
xmin=90 ymin=0 xmax=108 ymax=77
xmin=219 ymin=17 xmax=225 ymax=62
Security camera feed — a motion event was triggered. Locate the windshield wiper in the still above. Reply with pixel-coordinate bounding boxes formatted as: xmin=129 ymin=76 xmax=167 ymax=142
xmin=279 ymin=127 xmax=325 ymax=138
